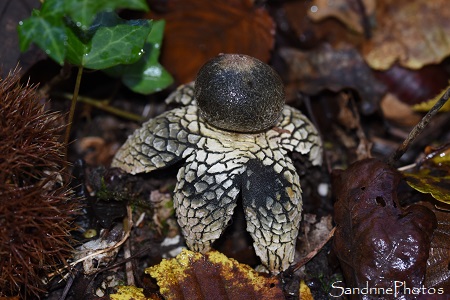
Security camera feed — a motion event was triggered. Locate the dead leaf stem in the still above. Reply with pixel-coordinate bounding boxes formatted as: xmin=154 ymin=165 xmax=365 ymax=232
xmin=388 ymin=87 xmax=450 ymax=164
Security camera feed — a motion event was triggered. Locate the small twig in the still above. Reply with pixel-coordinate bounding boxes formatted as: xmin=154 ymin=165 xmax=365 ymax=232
xmin=397 ymin=163 xmax=417 ymax=172
xmin=387 ymin=87 xmax=450 ymax=165
xmin=124 ymin=239 xmax=135 ymax=286
xmin=57 ymin=264 xmax=81 ymax=300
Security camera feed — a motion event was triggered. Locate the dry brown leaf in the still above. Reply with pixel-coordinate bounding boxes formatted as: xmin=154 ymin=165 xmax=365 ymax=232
xmin=308 ymin=0 xmax=375 ymax=35
xmin=279 ymin=44 xmax=386 ymax=114
xmin=374 ymin=64 xmax=450 ymax=107
xmin=362 ymin=0 xmax=450 ymax=70
xmin=148 ymin=0 xmax=274 ymax=84
xmin=282 ymin=0 xmax=366 ymax=50
xmin=146 ymin=249 xmax=284 ymax=299
xmin=77 ymin=136 xmax=118 ymax=166
xmin=298 ymin=214 xmax=333 ymax=259
xmin=380 ymin=93 xmax=422 ymax=127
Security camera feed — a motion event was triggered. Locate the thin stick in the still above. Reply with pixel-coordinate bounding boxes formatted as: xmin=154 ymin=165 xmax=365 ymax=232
xmin=387 ymin=87 xmax=450 ymax=165
xmin=64 ymin=66 xmax=84 ymax=162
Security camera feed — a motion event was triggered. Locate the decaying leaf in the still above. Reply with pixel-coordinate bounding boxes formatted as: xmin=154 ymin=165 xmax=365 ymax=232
xmin=332 ymin=158 xmax=437 ymax=292
xmin=362 ymin=0 xmax=450 ymax=70
xmin=148 ymin=0 xmax=274 ymax=84
xmin=110 ymin=285 xmax=158 ymax=300
xmin=146 ymin=249 xmax=284 ymax=299
xmin=297 ymin=214 xmax=333 ymax=258
xmin=77 ymin=136 xmax=118 ymax=166
xmin=74 ymin=224 xmax=125 ymax=275
xmin=420 ymin=202 xmax=450 ymax=290
xmin=308 ymin=0 xmax=375 ymax=35
xmin=413 ymin=84 xmax=450 ymax=113
xmin=379 ymin=93 xmax=422 ymax=127
xmin=299 ymin=280 xmax=314 ymax=300
xmin=404 ymin=173 xmax=450 ymax=204
xmin=279 ymin=44 xmax=386 ymax=114
xmin=403 ymin=144 xmax=450 ymax=204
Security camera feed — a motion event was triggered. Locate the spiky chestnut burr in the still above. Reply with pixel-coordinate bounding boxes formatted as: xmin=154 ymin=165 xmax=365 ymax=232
xmin=0 ymin=69 xmax=79 ymax=298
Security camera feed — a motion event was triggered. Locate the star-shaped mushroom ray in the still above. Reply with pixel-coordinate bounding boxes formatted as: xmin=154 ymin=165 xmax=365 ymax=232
xmin=174 ymin=152 xmax=246 ymax=253
xmin=277 ymin=107 xmax=323 ymax=167
xmin=242 ymin=156 xmax=302 ymax=272
xmin=111 ymin=105 xmax=201 ymax=174
xmin=112 ymin=103 xmax=323 ymax=273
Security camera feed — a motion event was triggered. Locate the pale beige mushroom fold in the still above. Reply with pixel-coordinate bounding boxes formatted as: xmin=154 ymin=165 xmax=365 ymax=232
xmin=112 ymin=54 xmax=322 ymax=273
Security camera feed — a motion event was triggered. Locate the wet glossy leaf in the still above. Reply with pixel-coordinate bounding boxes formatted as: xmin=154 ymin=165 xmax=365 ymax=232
xmin=82 ymin=20 xmax=151 ymax=69
xmin=148 ymin=0 xmax=274 ymax=84
xmin=18 ymin=0 xmax=151 ymax=69
xmin=421 ymin=202 xmax=450 ymax=290
xmin=18 ymin=10 xmax=66 ymax=65
xmin=64 ymin=0 xmax=149 ymax=30
xmin=64 ymin=24 xmax=89 ymax=66
xmin=279 ymin=44 xmax=386 ymax=114
xmin=332 ymin=158 xmax=436 ymax=291
xmin=105 ymin=20 xmax=174 ymax=94
xmin=362 ymin=0 xmax=450 ymax=70
xmin=146 ymin=249 xmax=284 ymax=300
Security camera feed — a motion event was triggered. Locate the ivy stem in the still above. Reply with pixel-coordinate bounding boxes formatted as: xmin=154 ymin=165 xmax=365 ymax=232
xmin=387 ymin=87 xmax=450 ymax=165
xmin=64 ymin=65 xmax=83 ymax=162
xmin=54 ymin=93 xmax=144 ymax=122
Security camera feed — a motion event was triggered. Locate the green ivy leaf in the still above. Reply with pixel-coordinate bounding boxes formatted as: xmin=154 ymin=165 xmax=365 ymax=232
xmin=18 ymin=0 xmax=151 ymax=68
xmin=18 ymin=14 xmax=67 ymax=65
xmin=62 ymin=11 xmax=152 ymax=69
xmin=83 ymin=19 xmax=152 ymax=69
xmin=104 ymin=20 xmax=173 ymax=94
xmin=64 ymin=0 xmax=149 ymax=30
xmin=65 ymin=26 xmax=90 ymax=66
xmin=40 ymin=0 xmax=66 ymax=17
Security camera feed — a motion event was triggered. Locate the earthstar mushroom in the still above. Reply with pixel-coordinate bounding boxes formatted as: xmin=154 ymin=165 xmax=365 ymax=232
xmin=111 ymin=54 xmax=323 ymax=272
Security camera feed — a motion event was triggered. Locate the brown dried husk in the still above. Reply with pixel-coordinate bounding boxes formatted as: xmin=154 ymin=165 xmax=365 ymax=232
xmin=0 ymin=69 xmax=79 ymax=298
